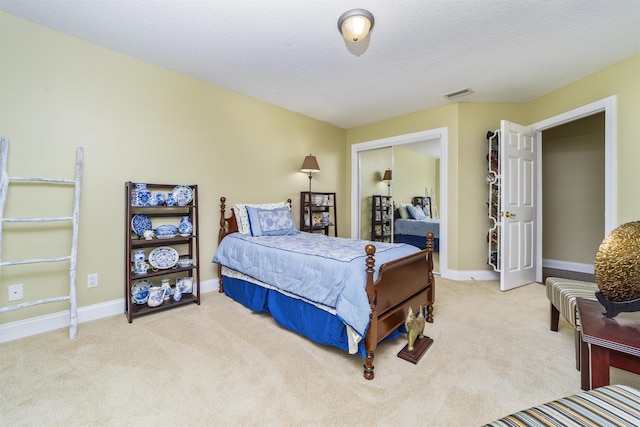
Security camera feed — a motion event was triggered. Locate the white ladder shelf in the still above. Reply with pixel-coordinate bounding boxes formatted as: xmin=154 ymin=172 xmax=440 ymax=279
xmin=0 ymin=137 xmax=83 ymax=339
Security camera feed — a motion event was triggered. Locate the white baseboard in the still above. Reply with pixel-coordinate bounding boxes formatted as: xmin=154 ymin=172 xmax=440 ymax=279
xmin=201 ymin=277 xmax=220 ymax=293
xmin=542 ymin=259 xmax=594 ymax=274
xmin=441 ymin=260 xmax=594 ymax=283
xmin=441 ymin=269 xmax=500 ymax=281
xmin=0 ymin=278 xmax=219 ymax=344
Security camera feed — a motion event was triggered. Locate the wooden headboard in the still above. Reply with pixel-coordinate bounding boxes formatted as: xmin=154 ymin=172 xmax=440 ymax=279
xmin=218 ymin=197 xmax=239 ymax=245
xmin=218 ymin=197 xmax=294 ymax=245
xmin=216 ymin=196 xmax=294 ymax=293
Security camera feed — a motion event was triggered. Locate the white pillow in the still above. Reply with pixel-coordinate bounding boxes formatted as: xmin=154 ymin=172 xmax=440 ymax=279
xmin=234 ymin=201 xmax=289 ymax=234
xmin=398 ymin=203 xmax=410 ymax=219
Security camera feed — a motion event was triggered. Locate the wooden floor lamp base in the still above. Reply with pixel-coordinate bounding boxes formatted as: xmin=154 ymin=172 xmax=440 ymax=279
xmin=397 ymin=336 xmax=434 ymax=364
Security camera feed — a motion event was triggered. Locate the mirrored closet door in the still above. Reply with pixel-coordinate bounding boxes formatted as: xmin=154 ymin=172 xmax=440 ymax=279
xmin=351 ymin=128 xmax=447 ymax=275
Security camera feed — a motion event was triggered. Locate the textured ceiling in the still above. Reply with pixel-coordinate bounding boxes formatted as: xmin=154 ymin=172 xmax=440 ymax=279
xmin=1 ymin=0 xmax=639 ymax=128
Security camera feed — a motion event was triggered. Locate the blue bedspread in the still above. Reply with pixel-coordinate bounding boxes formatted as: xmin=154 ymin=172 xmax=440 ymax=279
xmin=394 ymin=218 xmax=440 ymax=238
xmin=212 ymin=232 xmax=419 ymax=338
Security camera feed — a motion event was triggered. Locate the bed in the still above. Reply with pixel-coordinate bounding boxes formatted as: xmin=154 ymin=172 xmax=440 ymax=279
xmin=394 ymin=197 xmax=440 ymax=251
xmin=213 ymin=197 xmax=435 ymax=380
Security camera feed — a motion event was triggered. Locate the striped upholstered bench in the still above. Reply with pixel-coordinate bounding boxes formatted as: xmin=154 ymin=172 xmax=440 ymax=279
xmin=484 ymin=384 xmax=640 ymax=426
xmin=546 ymin=277 xmax=598 ymax=369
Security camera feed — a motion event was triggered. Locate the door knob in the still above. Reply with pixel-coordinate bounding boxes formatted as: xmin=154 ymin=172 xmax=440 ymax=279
xmin=501 ymin=211 xmax=516 ymax=218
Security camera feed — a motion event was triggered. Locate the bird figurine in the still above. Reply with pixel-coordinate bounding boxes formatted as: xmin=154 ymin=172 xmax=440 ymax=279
xmin=405 ymin=306 xmax=426 ymax=351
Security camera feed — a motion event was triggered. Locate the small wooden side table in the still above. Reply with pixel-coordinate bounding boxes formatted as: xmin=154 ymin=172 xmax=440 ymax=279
xmin=576 ymin=297 xmax=640 ymax=390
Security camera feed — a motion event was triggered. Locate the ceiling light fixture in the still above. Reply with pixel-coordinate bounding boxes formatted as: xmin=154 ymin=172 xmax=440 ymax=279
xmin=338 ymin=9 xmax=374 ymax=43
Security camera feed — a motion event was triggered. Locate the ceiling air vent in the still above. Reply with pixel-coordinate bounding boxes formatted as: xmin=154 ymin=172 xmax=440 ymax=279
xmin=444 ymin=88 xmax=473 ymax=100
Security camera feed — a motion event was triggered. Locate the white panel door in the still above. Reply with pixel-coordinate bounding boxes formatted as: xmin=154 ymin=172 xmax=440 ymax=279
xmin=500 ymin=120 xmax=537 ymax=291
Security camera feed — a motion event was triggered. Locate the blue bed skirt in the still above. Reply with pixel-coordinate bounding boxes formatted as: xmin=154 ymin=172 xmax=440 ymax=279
xmin=394 ymin=235 xmax=440 ymax=252
xmin=222 ymin=275 xmax=401 ymax=358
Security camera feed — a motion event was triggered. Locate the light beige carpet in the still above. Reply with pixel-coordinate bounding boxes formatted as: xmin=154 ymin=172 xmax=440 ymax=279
xmin=1 ymin=277 xmax=639 ymax=427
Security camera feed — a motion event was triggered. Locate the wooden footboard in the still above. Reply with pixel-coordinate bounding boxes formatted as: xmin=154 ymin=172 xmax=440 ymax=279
xmin=363 ymin=233 xmax=435 ymax=379
xmin=216 ymin=197 xmax=435 ymax=380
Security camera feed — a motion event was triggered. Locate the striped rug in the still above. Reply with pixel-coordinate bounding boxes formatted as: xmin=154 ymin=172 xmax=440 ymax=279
xmin=485 ymin=384 xmax=640 ymax=427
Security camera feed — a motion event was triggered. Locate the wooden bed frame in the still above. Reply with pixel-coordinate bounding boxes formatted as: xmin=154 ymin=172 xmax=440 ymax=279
xmin=216 ymin=196 xmax=435 ymax=380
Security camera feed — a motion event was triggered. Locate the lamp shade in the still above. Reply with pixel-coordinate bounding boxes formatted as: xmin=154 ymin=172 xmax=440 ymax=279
xmin=383 ymin=169 xmax=392 ymax=181
xmin=300 ymin=155 xmax=320 ymax=173
xmin=338 ymin=9 xmax=374 ymax=43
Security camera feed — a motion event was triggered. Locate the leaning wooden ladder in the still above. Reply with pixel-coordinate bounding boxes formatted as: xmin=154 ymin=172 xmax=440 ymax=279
xmin=0 ymin=137 xmax=84 ymax=339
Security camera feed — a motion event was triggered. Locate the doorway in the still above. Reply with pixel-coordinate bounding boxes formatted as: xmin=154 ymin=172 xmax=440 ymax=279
xmin=540 ymin=113 xmax=604 ymax=280
xmin=532 ymin=96 xmax=616 ymax=283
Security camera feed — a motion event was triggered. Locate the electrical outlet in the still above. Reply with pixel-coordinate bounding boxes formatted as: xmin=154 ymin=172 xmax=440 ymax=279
xmin=8 ymin=284 xmax=23 ymax=301
xmin=87 ymin=273 xmax=99 ymax=288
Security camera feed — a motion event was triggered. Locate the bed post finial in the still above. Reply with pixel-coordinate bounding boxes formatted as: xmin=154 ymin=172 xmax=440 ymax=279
xmin=218 ymin=197 xmax=227 ymax=293
xmin=219 ymin=197 xmax=227 ymax=237
xmin=364 ymin=244 xmax=376 ymax=304
xmin=425 ymin=232 xmax=435 ymax=322
xmin=363 ymin=243 xmax=377 ymax=380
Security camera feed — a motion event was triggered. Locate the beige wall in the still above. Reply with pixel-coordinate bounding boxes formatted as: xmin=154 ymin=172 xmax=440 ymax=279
xmin=0 ymin=13 xmax=346 ymax=323
xmin=1 ymin=11 xmax=639 ymax=324
xmin=347 ymin=56 xmax=639 ymax=273
xmin=528 ymin=54 xmax=640 ymax=226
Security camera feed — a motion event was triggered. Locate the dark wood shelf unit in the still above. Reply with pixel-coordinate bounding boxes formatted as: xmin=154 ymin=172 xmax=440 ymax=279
xmin=125 ymin=182 xmax=200 ymax=323
xmin=371 ymin=195 xmax=392 ymax=242
xmin=299 ymin=191 xmax=337 ymax=236
xmin=131 ymin=235 xmax=195 ymax=246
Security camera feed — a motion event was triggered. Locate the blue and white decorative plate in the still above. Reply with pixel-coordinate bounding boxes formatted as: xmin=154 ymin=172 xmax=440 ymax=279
xmin=131 ymin=214 xmax=153 ymax=236
xmin=155 ymin=224 xmax=178 ymax=237
xmin=132 ymin=279 xmax=152 ymax=304
xmin=148 ymin=246 xmax=179 ymax=269
xmin=171 ymin=186 xmax=193 ymax=204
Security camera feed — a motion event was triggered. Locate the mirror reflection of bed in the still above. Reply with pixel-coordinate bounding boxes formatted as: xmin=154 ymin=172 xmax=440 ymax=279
xmin=394 ymin=197 xmax=440 ymax=270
